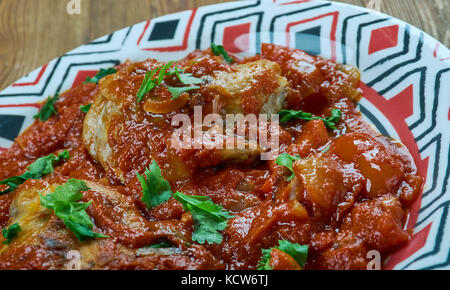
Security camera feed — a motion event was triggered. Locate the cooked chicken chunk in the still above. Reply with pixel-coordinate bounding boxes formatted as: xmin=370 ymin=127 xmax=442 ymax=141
xmin=83 ymin=58 xmax=284 ymax=184
xmin=0 ymin=179 xmax=221 ymax=269
xmin=203 ymin=59 xmax=288 ymax=115
xmin=261 ymin=43 xmax=362 ymax=109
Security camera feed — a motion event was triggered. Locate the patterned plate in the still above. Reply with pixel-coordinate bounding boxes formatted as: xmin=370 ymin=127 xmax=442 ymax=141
xmin=0 ymin=0 xmax=448 ymax=269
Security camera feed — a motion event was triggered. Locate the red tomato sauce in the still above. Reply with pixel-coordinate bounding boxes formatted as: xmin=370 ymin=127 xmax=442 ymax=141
xmin=0 ymin=44 xmax=423 ymax=270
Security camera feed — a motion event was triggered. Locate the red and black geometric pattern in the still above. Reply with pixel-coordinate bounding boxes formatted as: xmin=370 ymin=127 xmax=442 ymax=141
xmin=0 ymin=0 xmax=449 ymax=269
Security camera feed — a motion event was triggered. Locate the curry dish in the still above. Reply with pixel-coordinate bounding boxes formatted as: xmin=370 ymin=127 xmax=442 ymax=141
xmin=0 ymin=44 xmax=423 ymax=270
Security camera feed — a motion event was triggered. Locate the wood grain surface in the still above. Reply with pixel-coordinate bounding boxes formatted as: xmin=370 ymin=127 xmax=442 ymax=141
xmin=0 ymin=0 xmax=448 ymax=91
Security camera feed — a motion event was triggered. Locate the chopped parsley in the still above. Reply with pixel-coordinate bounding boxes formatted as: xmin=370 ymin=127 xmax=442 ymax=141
xmin=211 ymin=43 xmax=234 ymax=63
xmin=168 ymin=86 xmax=200 ymax=100
xmin=137 ymin=160 xmax=173 ymax=210
xmin=167 ymin=65 xmax=184 ymax=76
xmin=84 ymin=68 xmax=117 ymax=84
xmin=173 ymin=191 xmax=233 ymax=245
xmin=34 ymin=93 xmax=59 ymax=122
xmin=137 ymin=162 xmax=232 ymax=244
xmin=0 ymin=150 xmax=70 ymax=196
xmin=279 ymin=108 xmax=342 ymax=130
xmin=137 ymin=61 xmax=202 ymax=102
xmin=2 ymin=223 xmax=21 ymax=245
xmin=80 ymin=104 xmax=91 ymax=113
xmin=39 ymin=179 xmax=109 ymax=242
xmin=258 ymin=240 xmax=308 ymax=270
xmin=276 ymin=153 xmax=301 ymax=181
xmin=136 ymin=62 xmax=173 ymax=102
xmin=175 ymin=71 xmax=203 ymax=85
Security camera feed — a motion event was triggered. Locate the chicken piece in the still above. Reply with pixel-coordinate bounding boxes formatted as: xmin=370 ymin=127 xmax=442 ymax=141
xmin=309 ymin=233 xmax=369 ymax=270
xmin=340 ymin=196 xmax=409 ymax=252
xmin=220 ymin=200 xmax=309 ymax=269
xmin=261 ymin=43 xmax=361 ymax=110
xmin=292 ymin=156 xmax=346 ymax=221
xmin=0 ymin=178 xmax=221 ymax=269
xmin=83 ymin=57 xmax=282 ymax=184
xmin=202 ymin=59 xmax=288 ymax=115
xmin=0 ymin=180 xmax=76 ymax=269
xmin=329 ymin=132 xmax=405 ymax=198
xmin=310 ymin=196 xmax=409 ymax=270
xmin=83 ymin=92 xmax=121 ymax=181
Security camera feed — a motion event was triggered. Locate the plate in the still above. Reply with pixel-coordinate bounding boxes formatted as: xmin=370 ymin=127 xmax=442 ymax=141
xmin=0 ymin=0 xmax=448 ymax=269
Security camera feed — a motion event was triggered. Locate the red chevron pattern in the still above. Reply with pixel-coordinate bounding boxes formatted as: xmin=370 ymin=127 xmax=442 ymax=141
xmin=12 ymin=64 xmax=48 ymax=87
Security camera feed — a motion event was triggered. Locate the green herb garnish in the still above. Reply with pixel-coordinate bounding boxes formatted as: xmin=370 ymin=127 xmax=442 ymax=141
xmin=173 ymin=192 xmax=233 ymax=245
xmin=275 ymin=153 xmax=301 ymax=181
xmin=34 ymin=93 xmax=59 ymax=122
xmin=168 ymin=86 xmax=200 ymax=100
xmin=80 ymin=104 xmax=91 ymax=113
xmin=136 ymin=62 xmax=173 ymax=102
xmin=137 ymin=61 xmax=202 ymax=102
xmin=176 ymin=73 xmax=203 ymax=85
xmin=279 ymin=109 xmax=342 ymax=130
xmin=258 ymin=240 xmax=308 ymax=270
xmin=0 ymin=150 xmax=70 ymax=196
xmin=39 ymin=179 xmax=108 ymax=241
xmin=211 ymin=43 xmax=234 ymax=63
xmin=137 ymin=160 xmax=173 ymax=210
xmin=84 ymin=68 xmax=117 ymax=84
xmin=2 ymin=223 xmax=21 ymax=245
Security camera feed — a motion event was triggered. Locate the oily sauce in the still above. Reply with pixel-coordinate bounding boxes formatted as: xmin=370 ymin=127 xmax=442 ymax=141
xmin=0 ymin=44 xmax=423 ymax=269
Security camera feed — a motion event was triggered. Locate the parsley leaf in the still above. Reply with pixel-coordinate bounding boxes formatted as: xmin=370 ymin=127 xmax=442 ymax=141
xmin=2 ymin=223 xmax=21 ymax=245
xmin=167 ymin=66 xmax=184 ymax=76
xmin=136 ymin=62 xmax=173 ymax=103
xmin=84 ymin=68 xmax=117 ymax=84
xmin=137 ymin=67 xmax=159 ymax=102
xmin=279 ymin=109 xmax=312 ymax=124
xmin=258 ymin=248 xmax=274 ymax=270
xmin=211 ymin=43 xmax=234 ymax=63
xmin=39 ymin=179 xmax=108 ymax=242
xmin=173 ymin=192 xmax=233 ymax=245
xmin=34 ymin=93 xmax=59 ymax=122
xmin=279 ymin=109 xmax=342 ymax=130
xmin=258 ymin=240 xmax=308 ymax=270
xmin=0 ymin=150 xmax=70 ymax=196
xmin=137 ymin=62 xmax=202 ymax=102
xmin=277 ymin=240 xmax=308 ymax=267
xmin=168 ymin=86 xmax=200 ymax=100
xmin=137 ymin=160 xmax=173 ymax=210
xmin=80 ymin=104 xmax=91 ymax=113
xmin=275 ymin=153 xmax=301 ymax=181
xmin=323 ymin=109 xmax=343 ymax=130
xmin=176 ymin=73 xmax=203 ymax=85
xmin=27 ymin=150 xmax=70 ymax=177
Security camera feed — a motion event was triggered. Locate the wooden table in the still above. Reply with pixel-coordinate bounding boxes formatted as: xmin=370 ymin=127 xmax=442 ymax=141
xmin=0 ymin=0 xmax=448 ymax=91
